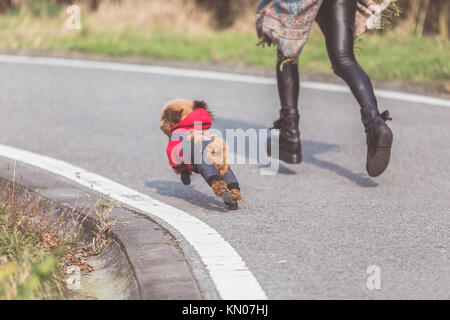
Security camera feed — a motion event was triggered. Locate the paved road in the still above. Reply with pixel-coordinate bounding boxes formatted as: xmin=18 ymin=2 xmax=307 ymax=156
xmin=1 ymin=56 xmax=450 ymax=299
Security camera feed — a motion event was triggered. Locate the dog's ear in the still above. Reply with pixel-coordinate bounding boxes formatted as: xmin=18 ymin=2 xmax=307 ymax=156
xmin=193 ymin=100 xmax=207 ymax=109
xmin=193 ymin=100 xmax=214 ymax=121
xmin=160 ymin=108 xmax=183 ymax=136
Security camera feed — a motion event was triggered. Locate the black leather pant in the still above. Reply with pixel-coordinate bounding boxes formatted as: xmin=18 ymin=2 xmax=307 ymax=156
xmin=315 ymin=0 xmax=378 ymax=110
xmin=278 ymin=0 xmax=378 ymax=112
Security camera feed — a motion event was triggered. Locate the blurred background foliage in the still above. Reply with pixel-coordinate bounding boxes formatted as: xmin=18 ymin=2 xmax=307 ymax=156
xmin=0 ymin=197 xmax=68 ymax=299
xmin=0 ymin=0 xmax=448 ymax=83
xmin=0 ymin=0 xmax=448 ymax=37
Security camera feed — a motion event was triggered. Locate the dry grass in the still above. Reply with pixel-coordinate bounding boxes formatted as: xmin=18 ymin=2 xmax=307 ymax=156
xmin=82 ymin=0 xmax=257 ymax=34
xmin=0 ymin=184 xmax=70 ymax=299
xmin=85 ymin=0 xmax=218 ymax=35
xmin=78 ymin=199 xmax=118 ymax=255
xmin=0 ymin=181 xmax=117 ymax=299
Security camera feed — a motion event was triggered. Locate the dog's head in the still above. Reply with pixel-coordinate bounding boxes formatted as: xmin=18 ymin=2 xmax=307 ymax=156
xmin=160 ymin=99 xmax=214 ymax=136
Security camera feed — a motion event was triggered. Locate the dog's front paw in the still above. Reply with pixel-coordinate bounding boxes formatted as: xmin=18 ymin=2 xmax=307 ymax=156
xmin=181 ymin=170 xmax=191 ymax=185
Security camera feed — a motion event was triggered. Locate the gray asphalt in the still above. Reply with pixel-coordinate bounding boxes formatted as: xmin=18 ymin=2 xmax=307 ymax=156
xmin=1 ymin=60 xmax=450 ymax=299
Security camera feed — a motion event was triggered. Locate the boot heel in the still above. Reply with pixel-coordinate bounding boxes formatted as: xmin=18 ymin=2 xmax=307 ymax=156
xmin=267 ymin=137 xmax=302 ymax=164
xmin=279 ymin=150 xmax=302 ymax=164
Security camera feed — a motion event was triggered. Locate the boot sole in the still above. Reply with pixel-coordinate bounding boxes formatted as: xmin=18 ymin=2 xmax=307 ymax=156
xmin=267 ymin=139 xmax=302 ymax=164
xmin=279 ymin=149 xmax=302 ymax=164
xmin=366 ymin=126 xmax=393 ymax=177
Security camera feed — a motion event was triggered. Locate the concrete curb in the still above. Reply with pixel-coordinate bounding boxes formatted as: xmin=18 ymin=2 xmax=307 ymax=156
xmin=0 ymin=156 xmax=202 ymax=300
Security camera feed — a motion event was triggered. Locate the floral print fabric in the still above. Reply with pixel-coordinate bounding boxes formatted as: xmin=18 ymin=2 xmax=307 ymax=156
xmin=256 ymin=0 xmax=396 ymax=57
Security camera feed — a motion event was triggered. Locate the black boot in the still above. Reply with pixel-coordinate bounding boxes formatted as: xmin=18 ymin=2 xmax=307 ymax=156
xmin=267 ymin=110 xmax=302 ymax=164
xmin=267 ymin=53 xmax=302 ymax=164
xmin=361 ymin=107 xmax=393 ymax=177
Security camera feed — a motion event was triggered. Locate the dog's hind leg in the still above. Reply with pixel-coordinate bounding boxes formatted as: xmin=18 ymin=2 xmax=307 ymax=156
xmin=211 ymin=180 xmax=237 ymax=210
xmin=196 ymin=163 xmax=238 ymax=210
xmin=222 ymin=168 xmax=243 ymax=201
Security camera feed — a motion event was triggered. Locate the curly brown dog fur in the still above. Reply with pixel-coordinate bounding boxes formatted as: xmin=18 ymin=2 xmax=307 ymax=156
xmin=229 ymin=188 xmax=243 ymax=201
xmin=211 ymin=180 xmax=228 ymax=197
xmin=160 ymin=99 xmax=243 ymax=201
xmin=160 ymin=99 xmax=214 ymax=137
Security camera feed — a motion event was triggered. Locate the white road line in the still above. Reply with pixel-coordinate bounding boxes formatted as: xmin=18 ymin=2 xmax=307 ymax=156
xmin=0 ymin=144 xmax=267 ymax=300
xmin=0 ymin=54 xmax=449 ymax=108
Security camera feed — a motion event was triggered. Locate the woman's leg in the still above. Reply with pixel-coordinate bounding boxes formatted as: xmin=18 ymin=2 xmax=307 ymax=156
xmin=316 ymin=0 xmax=378 ymax=109
xmin=267 ymin=51 xmax=302 ymax=164
xmin=316 ymin=0 xmax=393 ymax=177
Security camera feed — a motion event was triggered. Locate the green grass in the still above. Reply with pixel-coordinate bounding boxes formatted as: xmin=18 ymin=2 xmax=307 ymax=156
xmin=6 ymin=0 xmax=62 ymax=18
xmin=0 ymin=13 xmax=448 ymax=82
xmin=0 ymin=197 xmax=68 ymax=299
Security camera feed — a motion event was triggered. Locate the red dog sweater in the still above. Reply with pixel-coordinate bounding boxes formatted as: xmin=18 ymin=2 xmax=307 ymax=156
xmin=166 ymin=108 xmax=212 ymax=170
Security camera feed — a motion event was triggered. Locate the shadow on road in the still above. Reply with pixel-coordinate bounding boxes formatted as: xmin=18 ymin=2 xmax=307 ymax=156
xmin=302 ymin=140 xmax=379 ymax=188
xmin=145 ymin=180 xmax=228 ymax=212
xmin=148 ymin=117 xmax=377 ymax=211
xmin=216 ymin=117 xmax=378 ymax=188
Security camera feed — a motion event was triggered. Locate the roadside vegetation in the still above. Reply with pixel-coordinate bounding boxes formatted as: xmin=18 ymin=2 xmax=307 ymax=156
xmin=0 ymin=187 xmax=70 ymax=299
xmin=0 ymin=0 xmax=448 ymax=83
xmin=0 ymin=182 xmax=116 ymax=300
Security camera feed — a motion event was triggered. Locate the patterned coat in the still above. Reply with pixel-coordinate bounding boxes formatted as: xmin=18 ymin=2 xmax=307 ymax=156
xmin=256 ymin=0 xmax=398 ymax=57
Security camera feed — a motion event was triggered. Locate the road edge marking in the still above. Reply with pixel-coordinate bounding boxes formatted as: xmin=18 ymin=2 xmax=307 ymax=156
xmin=0 ymin=144 xmax=268 ymax=300
xmin=0 ymin=54 xmax=449 ymax=108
